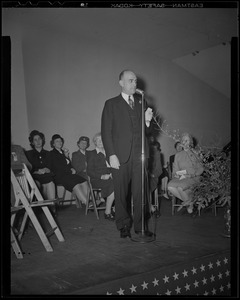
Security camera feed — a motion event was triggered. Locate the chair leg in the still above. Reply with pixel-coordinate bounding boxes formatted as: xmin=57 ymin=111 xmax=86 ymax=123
xmin=171 ymin=196 xmax=176 ymax=216
xmin=11 ymin=227 xmax=24 ymax=259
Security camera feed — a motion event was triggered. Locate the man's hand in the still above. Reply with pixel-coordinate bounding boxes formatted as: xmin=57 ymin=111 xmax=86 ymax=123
xmin=109 ymin=155 xmax=120 ymax=169
xmin=145 ymin=107 xmax=153 ymax=127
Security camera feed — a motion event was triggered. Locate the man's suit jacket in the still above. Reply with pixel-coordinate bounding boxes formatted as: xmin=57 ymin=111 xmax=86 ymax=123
xmin=101 ymin=93 xmax=150 ymax=164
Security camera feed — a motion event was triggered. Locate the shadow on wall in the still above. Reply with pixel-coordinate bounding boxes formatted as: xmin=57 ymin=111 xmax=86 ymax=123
xmin=137 ymin=75 xmax=164 ymax=141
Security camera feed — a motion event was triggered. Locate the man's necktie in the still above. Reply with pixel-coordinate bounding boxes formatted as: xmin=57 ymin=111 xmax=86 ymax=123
xmin=128 ymin=96 xmax=134 ymax=109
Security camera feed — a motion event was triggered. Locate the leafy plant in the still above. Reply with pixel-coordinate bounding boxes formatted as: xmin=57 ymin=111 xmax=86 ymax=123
xmin=191 ymin=148 xmax=231 ymax=212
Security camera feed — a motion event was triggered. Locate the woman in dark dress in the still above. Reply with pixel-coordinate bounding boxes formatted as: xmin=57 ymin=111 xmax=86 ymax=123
xmin=48 ymin=134 xmax=88 ymax=206
xmin=26 ymin=130 xmax=55 ymax=200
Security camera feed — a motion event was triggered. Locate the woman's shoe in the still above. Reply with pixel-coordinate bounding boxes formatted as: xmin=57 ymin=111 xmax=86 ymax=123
xmin=163 ymin=193 xmax=169 ymax=199
xmin=104 ymin=213 xmax=115 ymax=221
xmin=153 ymin=209 xmax=161 ymax=218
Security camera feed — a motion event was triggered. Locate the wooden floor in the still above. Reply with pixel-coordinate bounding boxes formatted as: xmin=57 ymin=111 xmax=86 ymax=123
xmin=9 ymin=196 xmax=230 ymax=295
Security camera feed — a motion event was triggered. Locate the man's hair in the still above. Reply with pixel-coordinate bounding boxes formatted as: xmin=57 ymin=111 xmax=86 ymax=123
xmin=119 ymin=69 xmax=133 ymax=80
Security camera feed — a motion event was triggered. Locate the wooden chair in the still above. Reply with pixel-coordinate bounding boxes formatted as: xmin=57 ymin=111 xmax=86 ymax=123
xmin=11 ymin=206 xmax=24 ymax=259
xmin=85 ymin=177 xmax=105 ymax=219
xmin=171 ymin=195 xmax=183 ymax=215
xmin=56 ymin=185 xmax=81 ymax=208
xmin=11 ymin=163 xmax=65 ymax=255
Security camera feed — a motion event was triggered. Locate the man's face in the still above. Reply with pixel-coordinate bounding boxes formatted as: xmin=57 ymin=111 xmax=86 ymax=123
xmin=119 ymin=71 xmax=137 ymax=95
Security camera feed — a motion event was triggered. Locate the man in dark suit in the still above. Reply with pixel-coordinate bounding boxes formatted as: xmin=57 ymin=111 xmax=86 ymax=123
xmin=101 ymin=70 xmax=153 ymax=239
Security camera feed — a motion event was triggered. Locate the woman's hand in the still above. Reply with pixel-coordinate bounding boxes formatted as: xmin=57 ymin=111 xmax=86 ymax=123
xmin=62 ymin=147 xmax=70 ymax=157
xmin=101 ymin=174 xmax=111 ymax=180
xmin=43 ymin=167 xmax=50 ymax=173
xmin=71 ymin=168 xmax=76 ymax=174
xmin=34 ymin=168 xmax=45 ymax=175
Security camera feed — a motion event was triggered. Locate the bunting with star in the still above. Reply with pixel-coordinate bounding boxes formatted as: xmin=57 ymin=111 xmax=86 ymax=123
xmin=80 ymin=250 xmax=231 ymax=295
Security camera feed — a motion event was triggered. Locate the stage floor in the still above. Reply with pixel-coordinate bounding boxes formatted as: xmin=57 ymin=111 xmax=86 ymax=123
xmin=9 ymin=196 xmax=230 ymax=295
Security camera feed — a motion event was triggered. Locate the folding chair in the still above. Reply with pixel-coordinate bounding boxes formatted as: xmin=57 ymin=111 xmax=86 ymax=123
xmin=11 ymin=163 xmax=65 ymax=254
xmin=11 ymin=206 xmax=24 ymax=259
xmin=85 ymin=177 xmax=105 ymax=219
xmin=56 ymin=185 xmax=81 ymax=208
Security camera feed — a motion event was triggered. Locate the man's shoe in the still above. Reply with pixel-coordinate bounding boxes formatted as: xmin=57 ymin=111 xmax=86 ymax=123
xmin=120 ymin=225 xmax=131 ymax=238
xmin=135 ymin=230 xmax=153 ymax=237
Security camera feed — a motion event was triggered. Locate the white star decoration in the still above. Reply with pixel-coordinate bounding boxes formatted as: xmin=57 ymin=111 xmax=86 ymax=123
xmin=225 ymin=270 xmax=230 ymax=277
xmin=129 ymin=284 xmax=137 ymax=293
xmin=219 ymin=285 xmax=224 ymax=292
xmin=227 ymin=282 xmax=231 ymax=289
xmin=182 ymin=270 xmax=188 ymax=277
xmin=204 ymin=291 xmax=209 ymax=295
xmin=208 ymin=262 xmax=213 ymax=269
xmin=193 ymin=280 xmax=199 ymax=288
xmin=212 ymin=288 xmax=217 ymax=295
xmin=106 ymin=291 xmax=112 ymax=295
xmin=191 ymin=267 xmax=197 ymax=274
xmin=152 ymin=278 xmax=159 ymax=286
xmin=184 ymin=283 xmax=190 ymax=291
xmin=202 ymin=277 xmax=207 ymax=285
xmin=165 ymin=289 xmax=171 ymax=295
xmin=173 ymin=272 xmax=179 ymax=280
xmin=163 ymin=275 xmax=169 ymax=283
xmin=117 ymin=287 xmax=125 ymax=295
xmin=216 ymin=260 xmax=221 ymax=267
xmin=223 ymin=257 xmax=228 ymax=264
xmin=210 ymin=274 xmax=215 ymax=282
xmin=200 ymin=264 xmax=205 ymax=272
xmin=141 ymin=281 xmax=148 ymax=290
xmin=175 ymin=286 xmax=181 ymax=294
xmin=218 ymin=272 xmax=223 ymax=279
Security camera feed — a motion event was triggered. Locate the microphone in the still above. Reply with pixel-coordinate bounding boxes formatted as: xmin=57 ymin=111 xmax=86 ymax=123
xmin=135 ymin=88 xmax=144 ymax=95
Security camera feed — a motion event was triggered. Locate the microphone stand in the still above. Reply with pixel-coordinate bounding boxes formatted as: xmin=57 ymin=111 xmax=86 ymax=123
xmin=131 ymin=92 xmax=155 ymax=243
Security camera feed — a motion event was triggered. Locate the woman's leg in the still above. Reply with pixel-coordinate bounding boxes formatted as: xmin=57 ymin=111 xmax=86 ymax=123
xmin=73 ymin=182 xmax=88 ymax=205
xmin=168 ymin=186 xmax=183 ymax=200
xmin=105 ymin=192 xmax=114 ymax=214
xmin=42 ymin=182 xmax=56 ymax=200
xmin=177 ymin=187 xmax=189 ymax=202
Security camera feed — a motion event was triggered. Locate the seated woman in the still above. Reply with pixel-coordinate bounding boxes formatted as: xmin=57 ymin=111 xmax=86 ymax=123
xmin=87 ymin=132 xmax=115 ymax=221
xmin=25 ymin=130 xmax=55 ymax=200
xmin=48 ymin=134 xmax=88 ymax=206
xmin=167 ymin=133 xmax=204 ymax=213
xmin=71 ymin=136 xmax=90 ymax=180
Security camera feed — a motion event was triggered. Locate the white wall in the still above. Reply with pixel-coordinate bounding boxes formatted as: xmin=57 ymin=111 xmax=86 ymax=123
xmin=3 ymin=10 xmax=231 ymax=163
